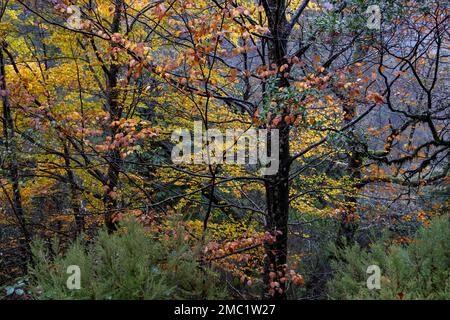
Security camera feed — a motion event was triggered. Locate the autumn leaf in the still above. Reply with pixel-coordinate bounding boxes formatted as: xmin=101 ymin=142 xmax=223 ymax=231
xmin=367 ymin=91 xmax=384 ymax=104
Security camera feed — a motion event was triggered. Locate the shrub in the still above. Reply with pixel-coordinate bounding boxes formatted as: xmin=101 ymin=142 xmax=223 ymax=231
xmin=29 ymin=219 xmax=226 ymax=299
xmin=327 ymin=216 xmax=450 ymax=299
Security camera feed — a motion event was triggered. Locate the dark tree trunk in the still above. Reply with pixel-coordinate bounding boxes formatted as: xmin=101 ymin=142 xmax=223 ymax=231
xmin=336 ymin=101 xmax=362 ymax=246
xmin=103 ymin=0 xmax=124 ymax=233
xmin=264 ymin=123 xmax=290 ymax=299
xmin=0 ymin=44 xmax=31 ymax=267
xmin=62 ymin=143 xmax=84 ymax=235
xmin=262 ymin=0 xmax=291 ymax=300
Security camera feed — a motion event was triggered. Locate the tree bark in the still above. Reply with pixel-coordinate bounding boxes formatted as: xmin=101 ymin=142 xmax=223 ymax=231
xmin=0 ymin=43 xmax=31 ymax=267
xmin=336 ymin=102 xmax=362 ymax=246
xmin=63 ymin=143 xmax=84 ymax=235
xmin=264 ymin=124 xmax=290 ymax=299
xmin=262 ymin=0 xmax=291 ymax=300
xmin=102 ymin=0 xmax=124 ymax=233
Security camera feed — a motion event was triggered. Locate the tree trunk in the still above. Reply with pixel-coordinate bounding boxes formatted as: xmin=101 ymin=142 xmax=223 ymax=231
xmin=63 ymin=143 xmax=84 ymax=235
xmin=264 ymin=124 xmax=290 ymax=299
xmin=103 ymin=0 xmax=124 ymax=233
xmin=0 ymin=44 xmax=31 ymax=267
xmin=262 ymin=0 xmax=291 ymax=300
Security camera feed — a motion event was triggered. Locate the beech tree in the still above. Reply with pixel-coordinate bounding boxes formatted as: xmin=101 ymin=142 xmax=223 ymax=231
xmin=0 ymin=0 xmax=448 ymax=300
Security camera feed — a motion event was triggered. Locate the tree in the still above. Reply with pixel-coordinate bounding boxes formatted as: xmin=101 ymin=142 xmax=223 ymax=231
xmin=0 ymin=0 xmax=448 ymax=300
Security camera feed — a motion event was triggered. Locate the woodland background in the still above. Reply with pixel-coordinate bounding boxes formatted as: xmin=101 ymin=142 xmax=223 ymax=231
xmin=0 ymin=0 xmax=448 ymax=300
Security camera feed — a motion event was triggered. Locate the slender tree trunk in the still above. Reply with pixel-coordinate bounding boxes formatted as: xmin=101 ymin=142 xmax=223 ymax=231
xmin=103 ymin=0 xmax=124 ymax=232
xmin=262 ymin=0 xmax=291 ymax=300
xmin=63 ymin=143 xmax=84 ymax=235
xmin=0 ymin=44 xmax=31 ymax=267
xmin=264 ymin=124 xmax=290 ymax=299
